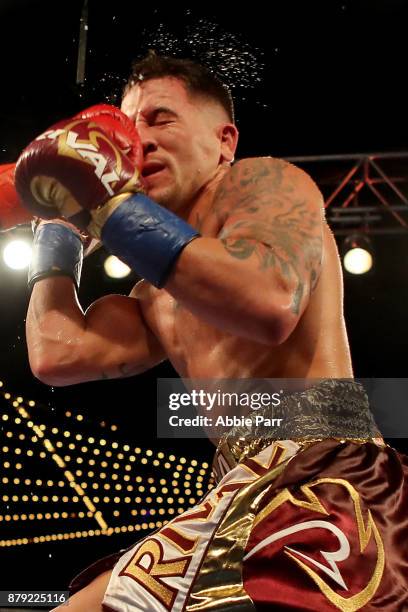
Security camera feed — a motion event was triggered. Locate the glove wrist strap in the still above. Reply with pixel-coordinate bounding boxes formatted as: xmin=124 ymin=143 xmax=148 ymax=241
xmin=28 ymin=223 xmax=83 ymax=291
xmin=99 ymin=193 xmax=200 ymax=288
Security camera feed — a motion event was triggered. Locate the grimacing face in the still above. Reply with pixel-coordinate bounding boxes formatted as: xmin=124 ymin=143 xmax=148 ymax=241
xmin=121 ymin=76 xmax=236 ymax=214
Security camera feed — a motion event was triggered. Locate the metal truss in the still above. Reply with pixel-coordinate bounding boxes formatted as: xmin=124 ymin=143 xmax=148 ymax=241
xmin=285 ymin=152 xmax=408 ymax=236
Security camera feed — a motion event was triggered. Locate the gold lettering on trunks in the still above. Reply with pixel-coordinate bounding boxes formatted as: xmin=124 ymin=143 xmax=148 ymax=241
xmin=160 ymin=501 xmax=214 ymax=554
xmin=173 ymin=500 xmax=214 ymax=524
xmin=248 ymin=477 xmax=384 ymax=611
xmin=216 ymin=480 xmax=251 ymax=500
xmin=120 ymin=538 xmax=190 ymax=610
xmin=242 ymin=442 xmax=288 ymax=477
xmin=159 ymin=526 xmax=199 ymax=555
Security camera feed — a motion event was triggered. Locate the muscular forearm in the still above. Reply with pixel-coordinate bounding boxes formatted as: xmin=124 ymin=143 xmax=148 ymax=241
xmin=26 ymin=277 xmax=87 ymax=381
xmin=26 ymin=276 xmax=164 ymax=386
xmin=166 ymin=237 xmax=299 ymax=345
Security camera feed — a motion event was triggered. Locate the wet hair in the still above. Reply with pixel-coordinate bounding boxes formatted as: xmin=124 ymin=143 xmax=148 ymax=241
xmin=125 ymin=50 xmax=235 ymax=123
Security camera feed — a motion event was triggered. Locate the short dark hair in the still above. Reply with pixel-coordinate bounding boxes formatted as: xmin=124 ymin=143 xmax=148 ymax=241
xmin=125 ymin=50 xmax=235 ymax=123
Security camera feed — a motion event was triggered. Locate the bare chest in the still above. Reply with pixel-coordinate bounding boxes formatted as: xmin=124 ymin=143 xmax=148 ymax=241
xmin=139 ymin=286 xmax=269 ymax=377
xmin=136 ymin=207 xmax=268 ymax=376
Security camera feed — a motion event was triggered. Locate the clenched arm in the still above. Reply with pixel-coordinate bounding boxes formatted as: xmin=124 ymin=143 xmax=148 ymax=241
xmin=165 ymin=157 xmax=323 ymax=345
xmin=26 ymin=277 xmax=165 ymax=386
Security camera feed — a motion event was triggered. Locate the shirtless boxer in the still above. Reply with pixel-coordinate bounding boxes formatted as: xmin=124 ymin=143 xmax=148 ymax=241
xmin=10 ymin=54 xmax=408 ymax=610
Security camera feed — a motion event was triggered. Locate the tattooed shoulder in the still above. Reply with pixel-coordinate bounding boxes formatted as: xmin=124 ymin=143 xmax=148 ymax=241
xmin=215 ymin=157 xmax=324 ymax=314
xmin=213 ymin=157 xmax=296 ymax=219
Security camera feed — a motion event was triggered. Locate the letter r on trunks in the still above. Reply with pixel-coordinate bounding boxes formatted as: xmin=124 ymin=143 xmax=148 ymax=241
xmin=120 ymin=538 xmax=191 ymax=610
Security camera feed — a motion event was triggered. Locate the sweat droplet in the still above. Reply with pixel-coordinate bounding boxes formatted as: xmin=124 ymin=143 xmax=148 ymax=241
xmin=137 ymin=18 xmax=264 ymax=90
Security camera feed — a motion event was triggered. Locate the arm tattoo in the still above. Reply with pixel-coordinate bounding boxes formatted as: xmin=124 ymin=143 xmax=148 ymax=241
xmin=216 ymin=158 xmax=323 ymax=315
xmin=118 ymin=362 xmax=141 ymax=377
xmin=101 ymin=363 xmax=142 ymax=380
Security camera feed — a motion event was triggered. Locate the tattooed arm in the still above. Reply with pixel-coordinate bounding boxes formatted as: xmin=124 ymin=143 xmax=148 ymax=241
xmin=26 ymin=277 xmax=165 ymax=386
xmin=166 ymin=157 xmax=323 ymax=345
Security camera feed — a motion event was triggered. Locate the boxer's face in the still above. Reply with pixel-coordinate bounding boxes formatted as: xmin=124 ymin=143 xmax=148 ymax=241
xmin=121 ymin=77 xmax=235 ymax=213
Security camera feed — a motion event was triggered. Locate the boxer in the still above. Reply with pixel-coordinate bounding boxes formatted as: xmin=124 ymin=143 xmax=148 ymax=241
xmin=11 ymin=53 xmax=408 ymax=610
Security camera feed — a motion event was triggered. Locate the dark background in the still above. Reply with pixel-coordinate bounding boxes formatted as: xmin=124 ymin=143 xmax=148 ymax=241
xmin=0 ymin=0 xmax=408 ymax=594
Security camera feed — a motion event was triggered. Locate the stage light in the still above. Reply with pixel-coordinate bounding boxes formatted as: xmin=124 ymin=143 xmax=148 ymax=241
xmin=104 ymin=255 xmax=131 ymax=279
xmin=2 ymin=239 xmax=32 ymax=270
xmin=343 ymin=234 xmax=373 ymax=275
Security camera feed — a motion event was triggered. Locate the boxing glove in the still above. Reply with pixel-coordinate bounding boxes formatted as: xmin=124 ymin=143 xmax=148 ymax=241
xmin=15 ymin=105 xmax=199 ymax=287
xmin=14 ymin=104 xmax=144 ymax=233
xmin=0 ymin=163 xmax=34 ymax=230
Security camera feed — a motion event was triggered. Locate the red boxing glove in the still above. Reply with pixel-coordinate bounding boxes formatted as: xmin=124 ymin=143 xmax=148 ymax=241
xmin=0 ymin=161 xmax=99 ymax=255
xmin=75 ymin=104 xmax=143 ymax=168
xmin=0 ymin=163 xmax=34 ymax=230
xmin=14 ymin=105 xmax=144 ymax=233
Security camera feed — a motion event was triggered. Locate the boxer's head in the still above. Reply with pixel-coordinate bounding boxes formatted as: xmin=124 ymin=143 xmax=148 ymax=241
xmin=121 ymin=52 xmax=239 ymax=213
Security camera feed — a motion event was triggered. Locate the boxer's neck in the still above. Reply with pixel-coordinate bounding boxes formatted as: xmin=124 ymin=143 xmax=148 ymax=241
xmin=183 ymin=164 xmax=230 ymax=229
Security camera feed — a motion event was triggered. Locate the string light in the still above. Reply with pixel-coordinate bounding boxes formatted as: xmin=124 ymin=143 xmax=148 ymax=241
xmin=0 ymin=379 xmax=211 ymax=549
